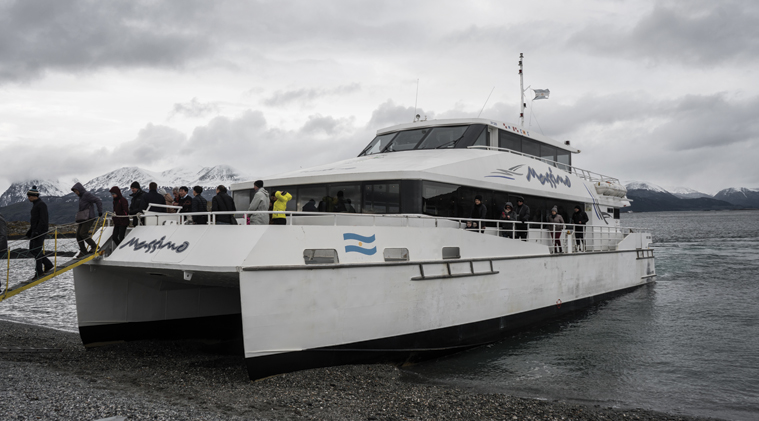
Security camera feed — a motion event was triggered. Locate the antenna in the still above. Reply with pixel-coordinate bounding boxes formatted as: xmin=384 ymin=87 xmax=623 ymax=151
xmin=477 ymin=86 xmax=495 ymax=118
xmin=519 ymin=53 xmax=525 ymax=127
xmin=413 ymin=78 xmax=419 ymax=122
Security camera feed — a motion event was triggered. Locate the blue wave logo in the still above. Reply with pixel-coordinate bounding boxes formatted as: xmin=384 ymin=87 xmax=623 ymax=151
xmin=485 ymin=165 xmax=524 ymax=180
xmin=343 ymin=233 xmax=377 ymax=255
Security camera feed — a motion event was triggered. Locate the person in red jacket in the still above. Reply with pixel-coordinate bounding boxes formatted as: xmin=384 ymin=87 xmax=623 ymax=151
xmin=110 ymin=186 xmax=129 ymax=246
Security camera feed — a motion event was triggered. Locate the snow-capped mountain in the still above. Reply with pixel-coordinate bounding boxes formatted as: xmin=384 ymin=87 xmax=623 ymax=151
xmin=665 ymin=186 xmax=712 ymax=200
xmin=0 ymin=179 xmax=70 ymax=207
xmin=713 ymin=187 xmax=759 ymax=208
xmin=0 ymin=165 xmax=249 ymax=208
xmin=624 ymin=181 xmax=670 ymax=194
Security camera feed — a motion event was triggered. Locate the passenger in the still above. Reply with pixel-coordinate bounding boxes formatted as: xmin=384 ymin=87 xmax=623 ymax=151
xmin=345 ymin=199 xmax=356 ymax=213
xmin=549 ymin=206 xmax=564 ymax=253
xmin=499 ymin=202 xmax=517 ymax=238
xmin=514 ymin=197 xmax=530 ymax=240
xmin=212 ymin=185 xmax=237 ymax=225
xmin=26 ymin=187 xmax=53 ymax=277
xmin=71 ymin=182 xmax=103 ymax=258
xmin=571 ymin=204 xmax=589 ymax=252
xmin=302 ymin=199 xmax=317 ymax=212
xmin=270 ymin=190 xmax=292 ymax=225
xmin=246 ymin=180 xmax=269 ymax=225
xmin=0 ymin=213 xmax=7 ymax=259
xmin=318 ymin=195 xmax=335 ymax=212
xmin=172 ymin=187 xmax=181 ymax=208
xmin=128 ymin=181 xmax=145 ymax=226
xmin=158 ymin=188 xmax=176 ymax=213
xmin=465 ymin=195 xmax=487 ymax=233
xmin=191 ymin=186 xmax=208 ymax=225
xmin=177 ymin=186 xmax=193 ymax=214
xmin=335 ymin=191 xmax=347 ymax=212
xmin=109 ymin=186 xmax=129 ymax=247
xmin=141 ymin=182 xmax=167 ymax=213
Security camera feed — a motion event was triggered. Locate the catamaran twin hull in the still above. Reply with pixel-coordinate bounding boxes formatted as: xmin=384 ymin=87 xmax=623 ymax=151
xmin=75 ymin=221 xmax=654 ymax=380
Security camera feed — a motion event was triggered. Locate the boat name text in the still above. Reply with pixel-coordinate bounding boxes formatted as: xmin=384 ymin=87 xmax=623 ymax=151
xmin=119 ymin=236 xmax=190 ymax=254
xmin=526 ymin=167 xmax=571 ymax=189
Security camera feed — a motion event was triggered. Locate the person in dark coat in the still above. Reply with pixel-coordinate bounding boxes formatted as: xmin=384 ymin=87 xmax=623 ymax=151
xmin=177 ymin=186 xmax=193 ymax=215
xmin=191 ymin=186 xmax=208 ymax=225
xmin=499 ymin=202 xmax=517 ymax=238
xmin=211 ymin=185 xmax=236 ymax=224
xmin=140 ymin=182 xmax=167 ymax=213
xmin=0 ymin=213 xmax=8 ymax=259
xmin=466 ymin=195 xmax=487 ymax=233
xmin=514 ymin=197 xmax=530 ymax=240
xmin=72 ymin=182 xmax=103 ymax=257
xmin=571 ymin=204 xmax=589 ymax=252
xmin=129 ymin=181 xmax=145 ymax=226
xmin=109 ymin=186 xmax=129 ymax=246
xmin=26 ymin=187 xmax=53 ymax=277
xmin=302 ymin=199 xmax=317 ymax=212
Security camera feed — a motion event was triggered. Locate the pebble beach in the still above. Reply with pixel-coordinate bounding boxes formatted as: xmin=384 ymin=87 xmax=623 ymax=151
xmin=0 ymin=320 xmax=719 ymax=421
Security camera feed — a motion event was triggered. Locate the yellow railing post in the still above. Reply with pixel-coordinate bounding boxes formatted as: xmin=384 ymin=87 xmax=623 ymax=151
xmin=94 ymin=212 xmax=109 ymax=253
xmin=54 ymin=227 xmax=58 ymax=271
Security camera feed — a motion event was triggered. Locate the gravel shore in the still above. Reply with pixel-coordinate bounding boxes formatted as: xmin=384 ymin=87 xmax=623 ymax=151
xmin=0 ymin=320 xmax=718 ymax=421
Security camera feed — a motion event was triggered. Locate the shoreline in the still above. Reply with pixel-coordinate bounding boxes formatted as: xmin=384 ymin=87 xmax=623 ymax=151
xmin=0 ymin=320 xmax=720 ymax=421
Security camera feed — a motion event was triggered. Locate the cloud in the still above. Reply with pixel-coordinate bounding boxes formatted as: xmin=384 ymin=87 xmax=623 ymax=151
xmin=366 ymin=100 xmax=434 ymax=129
xmin=262 ymin=83 xmax=361 ymax=107
xmin=568 ymin=1 xmax=759 ymax=66
xmin=0 ymin=0 xmax=213 ymax=83
xmin=168 ymin=98 xmax=220 ymax=119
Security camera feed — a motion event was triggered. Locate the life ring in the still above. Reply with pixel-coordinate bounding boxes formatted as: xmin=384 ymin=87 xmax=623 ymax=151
xmin=556 ymin=299 xmax=562 ymax=309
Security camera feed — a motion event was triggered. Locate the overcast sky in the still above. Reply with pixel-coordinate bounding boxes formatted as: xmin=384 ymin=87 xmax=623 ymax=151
xmin=1 ymin=0 xmax=757 ymax=195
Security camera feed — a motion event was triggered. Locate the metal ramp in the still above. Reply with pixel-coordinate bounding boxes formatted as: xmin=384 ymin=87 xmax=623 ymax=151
xmin=0 ymin=252 xmax=100 ymax=302
xmin=1 ymin=214 xmax=110 ymax=303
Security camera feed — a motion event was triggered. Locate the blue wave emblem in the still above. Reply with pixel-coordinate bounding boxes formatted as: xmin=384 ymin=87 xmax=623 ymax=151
xmin=485 ymin=165 xmax=524 ymax=181
xmin=343 ymin=233 xmax=377 ymax=255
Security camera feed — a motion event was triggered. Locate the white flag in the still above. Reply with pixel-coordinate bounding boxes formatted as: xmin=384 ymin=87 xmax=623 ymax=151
xmin=533 ymin=89 xmax=550 ymax=100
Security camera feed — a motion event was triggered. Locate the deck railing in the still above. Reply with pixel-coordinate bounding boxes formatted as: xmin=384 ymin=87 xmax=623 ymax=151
xmin=112 ymin=210 xmax=636 ymax=254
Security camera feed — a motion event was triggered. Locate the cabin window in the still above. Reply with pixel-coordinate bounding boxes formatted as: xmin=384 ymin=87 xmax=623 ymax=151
xmin=361 ymin=133 xmax=397 ymax=156
xmin=557 ymin=150 xmax=571 ymax=171
xmin=498 ymin=130 xmax=522 ymax=152
xmin=522 ymin=138 xmax=540 ymax=157
xmin=328 ymin=184 xmax=361 ymax=213
xmin=304 ymin=249 xmax=339 ymax=264
xmin=364 ymin=182 xmax=400 ymax=213
xmin=417 ymin=126 xmax=468 ymax=149
xmin=442 ymin=247 xmax=460 ymax=259
xmin=471 ymin=127 xmax=487 ymax=147
xmin=540 ymin=144 xmax=557 ymax=165
xmin=384 ymin=248 xmax=410 ymax=262
xmin=297 ymin=185 xmax=327 ymax=212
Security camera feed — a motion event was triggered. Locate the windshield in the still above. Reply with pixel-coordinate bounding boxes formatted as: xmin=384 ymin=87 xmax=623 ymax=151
xmin=360 ymin=125 xmax=472 ymax=156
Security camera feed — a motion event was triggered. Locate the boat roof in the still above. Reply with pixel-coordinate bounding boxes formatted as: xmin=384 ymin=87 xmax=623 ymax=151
xmin=378 ymin=118 xmax=579 ymax=153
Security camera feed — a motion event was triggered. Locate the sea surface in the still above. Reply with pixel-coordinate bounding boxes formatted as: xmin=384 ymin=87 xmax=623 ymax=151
xmin=1 ymin=211 xmax=758 ymax=420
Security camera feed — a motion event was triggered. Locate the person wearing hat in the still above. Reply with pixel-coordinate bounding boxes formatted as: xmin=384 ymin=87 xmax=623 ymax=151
xmin=26 ymin=186 xmax=53 ymax=277
xmin=548 ymin=206 xmax=565 ymax=253
xmin=499 ymin=201 xmax=517 ymax=238
xmin=141 ymin=182 xmax=167 ymax=214
xmin=571 ymin=204 xmax=589 ymax=252
xmin=71 ymin=182 xmax=103 ymax=258
xmin=466 ymin=194 xmax=487 ymax=233
xmin=109 ymin=186 xmax=129 ymax=247
xmin=514 ymin=197 xmax=530 ymax=240
xmin=128 ymin=181 xmax=146 ymax=226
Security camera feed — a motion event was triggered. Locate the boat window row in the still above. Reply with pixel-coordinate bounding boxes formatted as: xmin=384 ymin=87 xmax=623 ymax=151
xmin=233 ymin=179 xmax=595 ymax=225
xmin=358 ymin=124 xmax=571 ymax=171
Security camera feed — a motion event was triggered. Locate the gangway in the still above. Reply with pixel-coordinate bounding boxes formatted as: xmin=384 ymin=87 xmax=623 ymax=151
xmin=1 ymin=214 xmax=109 ymax=303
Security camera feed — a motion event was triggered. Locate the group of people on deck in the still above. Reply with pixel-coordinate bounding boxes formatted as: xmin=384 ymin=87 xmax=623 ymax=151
xmin=466 ymin=195 xmax=590 ymax=253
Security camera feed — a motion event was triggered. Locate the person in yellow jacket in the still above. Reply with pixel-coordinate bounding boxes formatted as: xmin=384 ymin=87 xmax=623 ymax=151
xmin=271 ymin=190 xmax=292 ymax=225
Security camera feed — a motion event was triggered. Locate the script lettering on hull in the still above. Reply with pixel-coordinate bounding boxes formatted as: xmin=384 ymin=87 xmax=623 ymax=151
xmin=119 ymin=236 xmax=190 ymax=254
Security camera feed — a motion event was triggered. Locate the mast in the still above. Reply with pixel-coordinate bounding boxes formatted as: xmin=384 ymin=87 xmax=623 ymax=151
xmin=519 ymin=53 xmax=525 ymax=127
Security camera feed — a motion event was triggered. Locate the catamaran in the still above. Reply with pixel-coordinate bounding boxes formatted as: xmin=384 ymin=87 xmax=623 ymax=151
xmin=73 ymin=58 xmax=655 ymax=380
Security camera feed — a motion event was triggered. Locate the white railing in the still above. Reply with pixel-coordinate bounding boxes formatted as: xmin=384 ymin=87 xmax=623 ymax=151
xmin=111 ymin=210 xmax=634 ymax=254
xmin=468 ymin=145 xmax=621 ymax=184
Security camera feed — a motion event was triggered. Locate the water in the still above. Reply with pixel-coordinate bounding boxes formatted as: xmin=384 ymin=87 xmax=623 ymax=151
xmin=405 ymin=210 xmax=759 ymax=420
xmin=1 ymin=212 xmax=758 ymax=419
